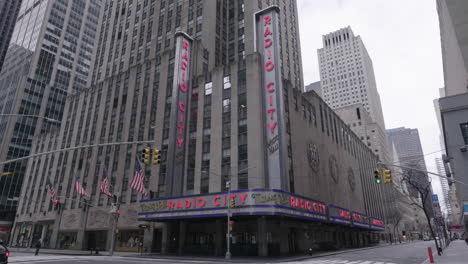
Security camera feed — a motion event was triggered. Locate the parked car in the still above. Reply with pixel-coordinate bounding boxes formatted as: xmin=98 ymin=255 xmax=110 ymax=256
xmin=423 ymin=236 xmax=430 ymax=241
xmin=0 ymin=241 xmax=8 ymax=264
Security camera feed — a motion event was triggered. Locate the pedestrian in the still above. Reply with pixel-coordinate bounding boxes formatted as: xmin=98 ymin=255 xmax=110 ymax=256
xmin=35 ymin=239 xmax=42 ymax=256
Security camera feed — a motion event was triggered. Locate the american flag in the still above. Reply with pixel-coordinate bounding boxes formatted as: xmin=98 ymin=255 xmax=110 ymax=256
xmin=130 ymin=159 xmax=147 ymax=196
xmin=75 ymin=174 xmax=91 ymax=198
xmin=100 ymin=167 xmax=113 ymax=198
xmin=46 ymin=178 xmax=56 ymax=200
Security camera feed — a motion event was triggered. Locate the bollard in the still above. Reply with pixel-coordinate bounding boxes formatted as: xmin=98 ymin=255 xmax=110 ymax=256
xmin=427 ymin=247 xmax=434 ymax=263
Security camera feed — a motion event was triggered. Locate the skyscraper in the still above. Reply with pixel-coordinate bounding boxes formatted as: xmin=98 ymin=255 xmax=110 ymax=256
xmin=317 ymin=26 xmax=385 ymax=130
xmin=13 ymin=0 xmax=386 ymax=255
xmin=0 ymin=0 xmax=102 ymax=232
xmin=435 ymin=156 xmax=451 ymax=216
xmin=0 ymin=0 xmax=22 ymax=73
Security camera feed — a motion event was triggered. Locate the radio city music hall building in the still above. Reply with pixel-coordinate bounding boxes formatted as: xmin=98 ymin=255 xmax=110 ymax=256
xmin=13 ymin=1 xmax=385 ymax=256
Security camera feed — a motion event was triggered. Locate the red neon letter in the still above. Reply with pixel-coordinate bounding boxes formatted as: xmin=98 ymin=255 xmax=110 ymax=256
xmin=264 ymin=27 xmax=273 ymax=37
xmin=183 ymin=41 xmax=189 ymax=50
xmin=182 ymin=52 xmax=189 ymax=61
xmin=177 ymin=124 xmax=184 ymax=135
xmin=267 ymin=122 xmax=277 ymax=134
xmin=179 ymin=102 xmax=186 ymax=112
xmin=168 ymin=201 xmax=175 ymax=209
xmin=239 ymin=193 xmax=247 ymax=205
xmin=264 ymin=38 xmax=273 ymax=48
xmin=306 ymin=201 xmax=311 ymax=210
xmin=213 ymin=196 xmax=221 ymax=206
xmin=181 ymin=61 xmax=188 ymax=70
xmin=265 ymin=82 xmax=275 ymax=92
xmin=264 ymin=61 xmax=275 ymax=71
xmin=197 ymin=198 xmax=206 ymax=207
xmin=263 ymin=16 xmax=272 ymax=26
xmin=176 ymin=137 xmax=184 ymax=147
xmin=180 ymin=83 xmax=187 ymax=92
xmin=176 ymin=200 xmax=183 ymax=209
xmin=184 ymin=199 xmax=191 ymax=208
xmin=290 ymin=197 xmax=295 ymax=207
xmin=267 ymin=108 xmax=276 ymax=120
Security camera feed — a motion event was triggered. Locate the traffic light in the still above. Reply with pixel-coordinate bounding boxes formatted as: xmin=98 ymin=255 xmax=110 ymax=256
xmin=152 ymin=148 xmax=161 ymax=165
xmin=230 ymin=198 xmax=235 ymax=208
xmin=374 ymin=169 xmax=381 ymax=184
xmin=383 ymin=169 xmax=392 ymax=184
xmin=141 ymin=148 xmax=151 ymax=164
xmin=53 ymin=200 xmax=60 ymax=210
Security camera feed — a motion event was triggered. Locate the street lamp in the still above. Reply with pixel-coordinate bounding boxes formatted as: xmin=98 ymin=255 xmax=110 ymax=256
xmin=200 ymin=166 xmax=254 ymax=260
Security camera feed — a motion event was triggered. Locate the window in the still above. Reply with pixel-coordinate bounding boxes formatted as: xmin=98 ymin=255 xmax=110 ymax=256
xmin=461 ymin=123 xmax=468 ymax=145
xmin=205 ymin=82 xmax=212 ymax=95
xmin=223 ymin=99 xmax=231 ymax=113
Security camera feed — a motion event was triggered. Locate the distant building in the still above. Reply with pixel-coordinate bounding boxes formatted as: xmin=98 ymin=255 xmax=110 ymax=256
xmin=317 ymin=26 xmax=385 ymax=130
xmin=0 ymin=0 xmax=22 ymax=72
xmin=304 ymin=81 xmax=321 ymax=96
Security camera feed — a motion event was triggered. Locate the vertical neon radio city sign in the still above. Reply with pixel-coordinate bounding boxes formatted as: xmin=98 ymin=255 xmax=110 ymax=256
xmin=166 ymin=32 xmax=193 ymax=196
xmin=255 ymin=6 xmax=288 ymax=190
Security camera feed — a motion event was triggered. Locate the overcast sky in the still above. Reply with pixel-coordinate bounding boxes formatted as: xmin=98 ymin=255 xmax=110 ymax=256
xmin=296 ymin=0 xmax=445 ymax=203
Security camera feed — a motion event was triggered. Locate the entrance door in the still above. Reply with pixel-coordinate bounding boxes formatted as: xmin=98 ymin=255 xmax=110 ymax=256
xmin=152 ymin=229 xmax=162 ymax=253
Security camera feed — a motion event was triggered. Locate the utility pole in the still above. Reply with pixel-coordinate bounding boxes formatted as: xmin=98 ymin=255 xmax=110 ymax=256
xmin=225 ymin=179 xmax=231 ymax=260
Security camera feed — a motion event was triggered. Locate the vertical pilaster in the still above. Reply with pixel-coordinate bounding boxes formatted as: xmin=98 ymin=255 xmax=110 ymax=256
xmin=178 ymin=221 xmax=186 ymax=255
xmin=257 ymin=216 xmax=268 ymax=256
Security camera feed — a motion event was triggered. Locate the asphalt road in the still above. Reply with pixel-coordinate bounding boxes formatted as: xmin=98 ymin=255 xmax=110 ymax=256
xmin=7 ymin=241 xmax=440 ymax=264
xmin=295 ymin=240 xmax=439 ymax=264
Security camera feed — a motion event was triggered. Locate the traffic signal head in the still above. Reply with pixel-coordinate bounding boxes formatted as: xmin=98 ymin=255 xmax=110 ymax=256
xmin=383 ymin=169 xmax=392 ymax=184
xmin=230 ymin=199 xmax=235 ymax=208
xmin=374 ymin=169 xmax=381 ymax=184
xmin=141 ymin=148 xmax=151 ymax=165
xmin=53 ymin=200 xmax=60 ymax=210
xmin=152 ymin=148 xmax=161 ymax=165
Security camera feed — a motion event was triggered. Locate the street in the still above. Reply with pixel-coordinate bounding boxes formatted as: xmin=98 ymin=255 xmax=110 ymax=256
xmin=7 ymin=241 xmax=439 ymax=264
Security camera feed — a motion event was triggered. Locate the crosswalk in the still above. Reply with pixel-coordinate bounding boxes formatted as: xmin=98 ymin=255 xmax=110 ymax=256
xmin=8 ymin=254 xmax=95 ymax=263
xmin=287 ymin=259 xmax=397 ymax=264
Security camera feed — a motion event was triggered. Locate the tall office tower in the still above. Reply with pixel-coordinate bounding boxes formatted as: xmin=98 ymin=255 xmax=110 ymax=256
xmin=14 ymin=0 xmax=386 ymax=255
xmin=0 ymin=0 xmax=103 ymax=234
xmin=317 ymin=26 xmax=385 ymax=130
xmin=0 ymin=0 xmax=23 ymax=73
xmin=386 ymin=127 xmax=430 ymax=196
xmin=436 ymin=0 xmax=468 ymax=232
xmin=435 ymin=157 xmax=451 ymax=216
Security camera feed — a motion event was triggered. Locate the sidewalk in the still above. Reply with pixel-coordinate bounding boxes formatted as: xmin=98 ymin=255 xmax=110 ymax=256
xmin=9 ymin=247 xmax=141 ymax=257
xmin=8 ymin=241 xmax=409 ymax=263
xmin=431 ymin=240 xmax=468 ymax=264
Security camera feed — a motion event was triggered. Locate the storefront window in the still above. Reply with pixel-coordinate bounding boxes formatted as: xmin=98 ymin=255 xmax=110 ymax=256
xmin=58 ymin=232 xmax=77 ymax=249
xmin=116 ymin=230 xmax=144 ymax=252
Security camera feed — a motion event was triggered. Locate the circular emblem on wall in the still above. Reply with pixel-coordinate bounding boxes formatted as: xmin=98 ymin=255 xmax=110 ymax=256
xmin=348 ymin=167 xmax=356 ymax=192
xmin=328 ymin=155 xmax=339 ymax=184
xmin=307 ymin=143 xmax=320 ymax=172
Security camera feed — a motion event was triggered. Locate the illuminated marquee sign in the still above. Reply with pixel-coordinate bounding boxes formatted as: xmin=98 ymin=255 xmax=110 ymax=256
xmin=371 ymin=218 xmax=385 ymax=230
xmin=328 ymin=205 xmax=352 ymax=225
xmin=255 ymin=6 xmax=288 ymax=190
xmin=138 ymin=189 xmax=328 ymax=222
xmin=352 ymin=212 xmax=371 ymax=229
xmin=449 ymin=224 xmax=465 ymax=232
xmin=166 ymin=32 xmax=193 ymax=196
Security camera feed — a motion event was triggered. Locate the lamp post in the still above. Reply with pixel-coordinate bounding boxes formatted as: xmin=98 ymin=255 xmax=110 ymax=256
xmin=200 ymin=166 xmax=255 ymax=260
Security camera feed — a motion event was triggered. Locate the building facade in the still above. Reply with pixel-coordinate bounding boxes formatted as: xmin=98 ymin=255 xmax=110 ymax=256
xmin=13 ymin=0 xmax=385 ymax=256
xmin=0 ymin=0 xmax=22 ymax=73
xmin=436 ymin=0 xmax=468 ymax=237
xmin=317 ymin=27 xmax=385 ymax=130
xmin=0 ymin=0 xmax=103 ymax=239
